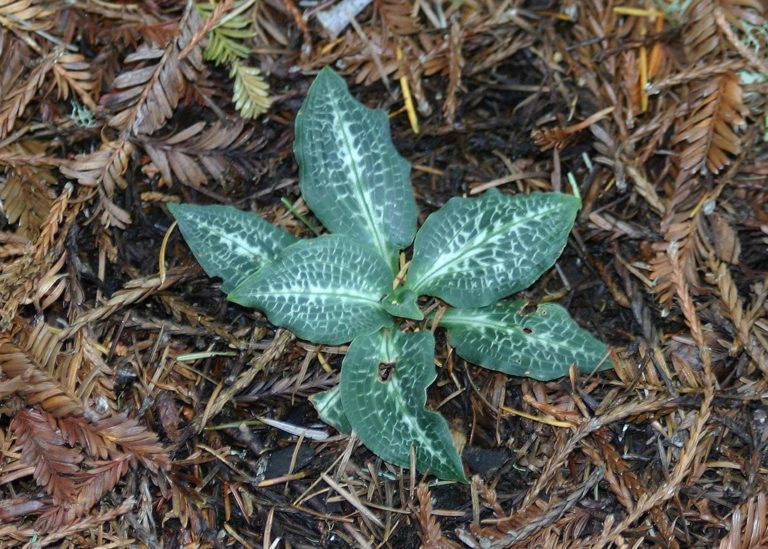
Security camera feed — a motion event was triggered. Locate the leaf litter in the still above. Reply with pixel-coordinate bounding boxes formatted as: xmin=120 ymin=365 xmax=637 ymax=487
xmin=0 ymin=0 xmax=767 ymax=547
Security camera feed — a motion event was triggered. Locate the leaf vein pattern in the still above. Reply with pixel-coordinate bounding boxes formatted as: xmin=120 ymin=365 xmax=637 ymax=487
xmin=413 ymin=204 xmax=564 ymax=290
xmin=333 ymin=103 xmax=389 ymax=263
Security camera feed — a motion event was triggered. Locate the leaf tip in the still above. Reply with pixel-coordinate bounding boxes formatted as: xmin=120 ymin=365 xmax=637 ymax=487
xmin=225 ymin=279 xmax=254 ymax=308
xmin=166 ymin=201 xmax=181 ymax=217
xmin=318 ymin=65 xmax=338 ymax=77
xmin=447 ymin=462 xmax=469 ymax=484
xmin=382 ymin=288 xmax=423 ymax=320
xmin=312 ymin=65 xmax=345 ymax=92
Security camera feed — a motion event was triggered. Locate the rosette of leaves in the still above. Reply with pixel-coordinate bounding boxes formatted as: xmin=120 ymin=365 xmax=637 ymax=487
xmin=169 ymin=67 xmax=610 ymax=482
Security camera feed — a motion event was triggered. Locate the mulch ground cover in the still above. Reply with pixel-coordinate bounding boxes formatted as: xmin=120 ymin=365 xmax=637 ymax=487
xmin=0 ymin=0 xmax=767 ymax=547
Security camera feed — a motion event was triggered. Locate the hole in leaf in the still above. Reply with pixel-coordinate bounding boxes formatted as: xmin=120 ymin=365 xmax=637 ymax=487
xmin=378 ymin=362 xmax=396 ymax=383
xmin=522 ymin=327 xmax=534 ymax=335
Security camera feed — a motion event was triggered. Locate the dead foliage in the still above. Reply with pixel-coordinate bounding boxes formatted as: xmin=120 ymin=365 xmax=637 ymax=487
xmin=0 ymin=0 xmax=767 ymax=547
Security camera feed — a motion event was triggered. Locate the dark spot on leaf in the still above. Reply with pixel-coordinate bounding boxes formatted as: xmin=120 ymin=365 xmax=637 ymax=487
xmin=522 ymin=327 xmax=534 ymax=334
xmin=378 ymin=362 xmax=396 ymax=383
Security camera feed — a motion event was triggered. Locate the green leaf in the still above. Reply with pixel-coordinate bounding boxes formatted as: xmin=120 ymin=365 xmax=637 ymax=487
xmin=439 ymin=300 xmax=610 ymax=381
xmin=405 ymin=189 xmax=580 ymax=308
xmin=168 ymin=203 xmax=298 ymax=293
xmin=228 ymin=235 xmax=394 ymax=345
xmin=310 ymin=387 xmax=351 ymax=434
xmin=340 ymin=329 xmax=467 ymax=482
xmin=294 ymin=67 xmax=417 ymax=272
xmin=381 ymin=288 xmax=423 ymax=320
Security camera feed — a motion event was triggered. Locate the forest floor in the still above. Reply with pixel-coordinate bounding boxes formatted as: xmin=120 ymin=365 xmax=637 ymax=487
xmin=1 ymin=0 xmax=767 ymax=547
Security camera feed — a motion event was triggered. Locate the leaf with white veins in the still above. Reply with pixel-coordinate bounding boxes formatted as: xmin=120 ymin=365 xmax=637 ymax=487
xmin=341 ymin=329 xmax=467 ymax=482
xmin=168 ymin=203 xmax=298 ymax=292
xmin=405 ymin=189 xmax=580 ymax=307
xmin=294 ymin=67 xmax=417 ymax=272
xmin=439 ymin=300 xmax=610 ymax=381
xmin=228 ymin=235 xmax=393 ymax=345
xmin=310 ymin=387 xmax=351 ymax=434
xmin=381 ymin=287 xmax=423 ymax=320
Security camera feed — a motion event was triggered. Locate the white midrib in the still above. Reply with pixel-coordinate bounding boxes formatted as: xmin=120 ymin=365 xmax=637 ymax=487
xmin=203 ymin=222 xmax=262 ymax=258
xmin=411 ymin=205 xmax=560 ymax=291
xmin=385 ymin=377 xmax=445 ymax=468
xmin=379 ymin=334 xmax=449 ymax=471
xmin=255 ymin=289 xmax=382 ymax=305
xmin=333 ymin=104 xmax=391 ymax=266
xmin=441 ymin=314 xmax=579 ymax=352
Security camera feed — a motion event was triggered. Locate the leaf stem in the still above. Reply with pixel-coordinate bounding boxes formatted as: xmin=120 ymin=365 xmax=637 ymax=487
xmin=281 ymin=197 xmax=322 ymax=236
xmin=567 ymin=172 xmax=582 ymax=203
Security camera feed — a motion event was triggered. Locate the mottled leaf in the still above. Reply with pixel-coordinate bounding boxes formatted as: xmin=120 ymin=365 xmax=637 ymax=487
xmin=340 ymin=329 xmax=467 ymax=482
xmin=228 ymin=235 xmax=394 ymax=345
xmin=294 ymin=66 xmax=417 ymax=272
xmin=439 ymin=300 xmax=610 ymax=381
xmin=381 ymin=287 xmax=423 ymax=320
xmin=168 ymin=203 xmax=298 ymax=293
xmin=310 ymin=387 xmax=351 ymax=434
xmin=405 ymin=189 xmax=580 ymax=307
